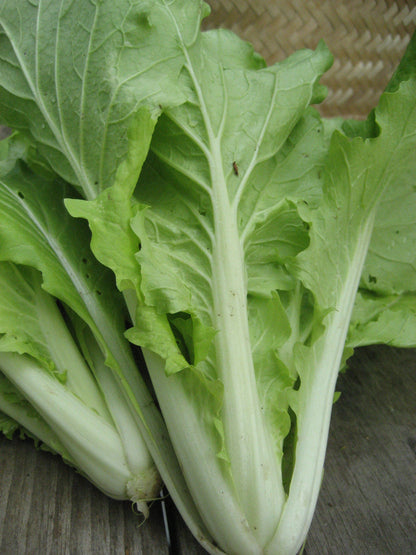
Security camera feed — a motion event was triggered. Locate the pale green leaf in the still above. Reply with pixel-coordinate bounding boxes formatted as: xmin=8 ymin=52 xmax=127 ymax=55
xmin=348 ymin=290 xmax=416 ymax=348
xmin=0 ymin=0 xmax=208 ymax=199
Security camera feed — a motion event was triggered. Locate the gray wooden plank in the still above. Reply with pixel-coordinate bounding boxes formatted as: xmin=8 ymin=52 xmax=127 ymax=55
xmin=165 ymin=496 xmax=206 ymax=555
xmin=0 ymin=438 xmax=169 ymax=555
xmin=305 ymin=345 xmax=416 ymax=555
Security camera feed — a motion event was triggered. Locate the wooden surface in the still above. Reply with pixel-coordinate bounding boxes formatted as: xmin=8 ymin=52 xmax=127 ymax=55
xmin=1 ymin=345 xmax=415 ymax=554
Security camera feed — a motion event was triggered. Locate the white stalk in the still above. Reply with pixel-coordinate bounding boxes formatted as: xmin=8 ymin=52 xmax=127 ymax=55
xmin=0 ymin=375 xmax=72 ymax=460
xmin=84 ymin=333 xmax=160 ymax=515
xmin=34 ymin=283 xmax=111 ymax=419
xmin=267 ymin=214 xmax=376 ymax=554
xmin=209 ymin=140 xmax=285 ymax=543
xmin=143 ymin=348 xmax=262 ymax=555
xmin=122 ymin=292 xmax=231 ymax=553
xmin=0 ymin=352 xmax=132 ymax=499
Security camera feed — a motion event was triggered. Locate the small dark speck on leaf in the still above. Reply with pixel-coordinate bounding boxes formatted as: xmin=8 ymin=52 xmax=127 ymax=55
xmin=232 ymin=161 xmax=239 ymax=176
xmin=17 ymin=191 xmax=24 ymax=199
xmin=368 ymin=275 xmax=377 ymax=284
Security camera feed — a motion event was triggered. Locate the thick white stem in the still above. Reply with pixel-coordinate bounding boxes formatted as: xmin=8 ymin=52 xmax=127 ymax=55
xmin=0 ymin=352 xmax=132 ymax=499
xmin=142 ymin=348 xmax=261 ymax=555
xmin=84 ymin=333 xmax=160 ymax=497
xmin=267 ymin=215 xmax=376 ymax=554
xmin=0 ymin=375 xmax=72 ymax=460
xmin=210 ymin=142 xmax=285 ymax=543
xmin=34 ymin=284 xmax=110 ymax=419
xmin=122 ymin=292 xmax=226 ymax=553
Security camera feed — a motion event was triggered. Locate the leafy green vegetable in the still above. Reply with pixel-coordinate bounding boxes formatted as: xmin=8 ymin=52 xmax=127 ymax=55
xmin=345 ymin=37 xmax=416 ymax=352
xmin=68 ymin=22 xmax=416 ymax=555
xmin=0 ymin=137 xmax=199 ymax=520
xmin=0 ymin=0 xmax=208 ymax=199
xmin=0 ymin=2 xmax=415 ymax=554
xmin=0 ymin=264 xmax=142 ymax=500
xmin=0 ymin=1 xmax=217 ymax=547
xmin=0 ymin=146 xmax=164 ymax=512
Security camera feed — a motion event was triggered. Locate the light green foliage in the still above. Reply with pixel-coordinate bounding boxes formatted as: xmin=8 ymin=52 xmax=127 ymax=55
xmin=349 ymin=290 xmax=416 ymax=348
xmin=67 ymin=18 xmax=416 ymax=554
xmin=0 ymin=260 xmax=138 ymax=499
xmin=0 ymin=0 xmax=208 ymax=199
xmin=0 ymin=141 xmax=162 ymax=513
xmin=0 ymin=2 xmax=415 ymax=554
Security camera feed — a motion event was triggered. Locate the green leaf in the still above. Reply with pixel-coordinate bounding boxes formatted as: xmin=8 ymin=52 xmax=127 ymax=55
xmin=295 ymin=76 xmax=416 ymax=307
xmin=1 ymin=1 xmax=413 ymax=551
xmin=0 ymin=157 xmax=131 ymax=358
xmin=0 ymin=263 xmax=58 ymax=373
xmin=0 ymin=0 xmax=209 ymax=198
xmin=268 ymin=62 xmax=416 ymax=555
xmin=361 ymin=144 xmax=416 ymax=295
xmin=348 ymin=290 xmax=416 ymax=348
xmin=75 ymin=25 xmax=333 ymax=547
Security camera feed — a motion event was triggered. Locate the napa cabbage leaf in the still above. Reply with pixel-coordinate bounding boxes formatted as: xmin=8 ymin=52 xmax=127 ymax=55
xmin=0 ymin=1 xmax=415 ymax=553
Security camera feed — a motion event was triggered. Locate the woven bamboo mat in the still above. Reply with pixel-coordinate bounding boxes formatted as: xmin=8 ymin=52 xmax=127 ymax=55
xmin=203 ymin=0 xmax=416 ymax=118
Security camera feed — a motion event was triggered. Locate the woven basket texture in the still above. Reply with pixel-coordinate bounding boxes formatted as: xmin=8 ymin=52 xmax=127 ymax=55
xmin=203 ymin=0 xmax=416 ymax=118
